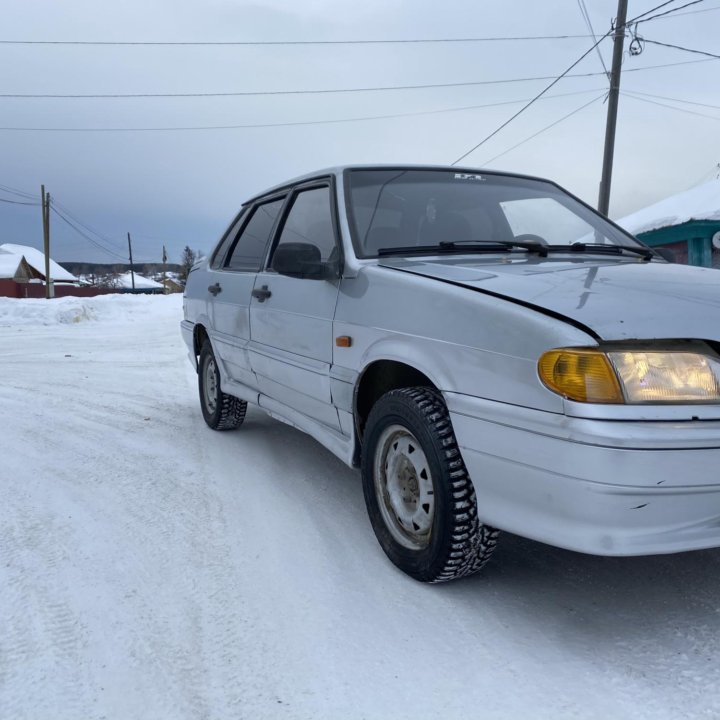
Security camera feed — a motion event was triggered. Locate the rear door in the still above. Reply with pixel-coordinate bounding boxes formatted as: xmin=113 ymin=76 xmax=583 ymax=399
xmin=248 ymin=182 xmax=342 ymax=430
xmin=209 ymin=196 xmax=285 ymax=389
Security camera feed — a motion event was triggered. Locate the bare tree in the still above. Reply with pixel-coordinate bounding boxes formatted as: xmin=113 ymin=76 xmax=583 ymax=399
xmin=180 ymin=246 xmax=197 ymax=284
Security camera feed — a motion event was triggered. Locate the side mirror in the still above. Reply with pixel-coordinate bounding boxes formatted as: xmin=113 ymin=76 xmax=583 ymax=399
xmin=272 ymin=242 xmax=339 ymax=280
xmin=656 ymin=247 xmax=676 ymax=263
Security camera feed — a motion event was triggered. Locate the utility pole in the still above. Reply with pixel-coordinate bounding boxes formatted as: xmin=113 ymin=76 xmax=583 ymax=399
xmin=597 ymin=0 xmax=628 ymax=217
xmin=127 ymin=232 xmax=136 ymax=290
xmin=40 ymin=185 xmax=53 ymax=299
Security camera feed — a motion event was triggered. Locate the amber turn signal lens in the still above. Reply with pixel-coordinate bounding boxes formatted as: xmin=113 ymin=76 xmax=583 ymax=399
xmin=538 ymin=349 xmax=624 ymax=403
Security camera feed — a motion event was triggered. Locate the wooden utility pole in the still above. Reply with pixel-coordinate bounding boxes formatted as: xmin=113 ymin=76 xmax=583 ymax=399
xmin=40 ymin=184 xmax=52 ymax=299
xmin=127 ymin=232 xmax=136 ymax=290
xmin=597 ymin=0 xmax=628 ymax=217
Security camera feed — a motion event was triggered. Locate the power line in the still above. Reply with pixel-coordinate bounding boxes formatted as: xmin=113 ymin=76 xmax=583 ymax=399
xmin=621 ymin=90 xmax=720 ymax=121
xmin=623 ymin=88 xmax=720 ymax=110
xmin=449 ymin=0 xmax=711 ymax=166
xmin=636 ymin=0 xmax=706 ymax=22
xmin=628 ymin=0 xmax=692 ymax=22
xmin=642 ymin=38 xmax=720 ymax=60
xmin=577 ymin=0 xmax=610 ymax=77
xmin=50 ymin=205 xmax=129 ymax=260
xmin=0 ymin=196 xmax=39 ymax=205
xmin=0 ymin=88 xmax=607 ymax=132
xmin=450 ymin=35 xmax=611 ymax=165
xmin=51 ymin=197 xmax=126 ymax=251
xmin=642 ymin=2 xmax=720 ymax=19
xmin=0 ymin=75 xmax=611 ymax=99
xmin=0 ymin=179 xmax=157 ymax=262
xmin=483 ymin=94 xmax=606 ymax=165
xmin=0 ymin=34 xmax=596 ymax=47
xmin=0 ymin=181 xmax=36 ymax=199
xmin=1 ymin=55 xmax=717 ymax=101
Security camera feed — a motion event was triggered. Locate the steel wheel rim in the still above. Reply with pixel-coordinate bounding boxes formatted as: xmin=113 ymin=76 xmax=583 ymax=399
xmin=203 ymin=356 xmax=218 ymax=413
xmin=374 ymin=424 xmax=435 ymax=550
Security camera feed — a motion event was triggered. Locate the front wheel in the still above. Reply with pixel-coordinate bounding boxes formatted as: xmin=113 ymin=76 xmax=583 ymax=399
xmin=361 ymin=387 xmax=497 ymax=583
xmin=198 ymin=339 xmax=247 ymax=430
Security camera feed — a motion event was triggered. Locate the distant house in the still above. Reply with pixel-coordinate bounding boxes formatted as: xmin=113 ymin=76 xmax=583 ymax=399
xmin=0 ymin=244 xmax=118 ymax=299
xmin=616 ymin=178 xmax=720 ymax=268
xmin=0 ymin=250 xmax=43 ymax=297
xmin=0 ymin=243 xmax=79 ymax=283
xmin=114 ymin=271 xmax=164 ymax=294
xmin=160 ymin=276 xmax=183 ymax=293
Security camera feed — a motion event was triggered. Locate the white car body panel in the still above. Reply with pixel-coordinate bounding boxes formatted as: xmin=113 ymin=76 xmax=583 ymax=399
xmin=183 ymin=164 xmax=720 ymax=557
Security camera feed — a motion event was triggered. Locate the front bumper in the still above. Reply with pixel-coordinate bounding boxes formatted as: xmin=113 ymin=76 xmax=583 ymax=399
xmin=445 ymin=392 xmax=720 ymax=556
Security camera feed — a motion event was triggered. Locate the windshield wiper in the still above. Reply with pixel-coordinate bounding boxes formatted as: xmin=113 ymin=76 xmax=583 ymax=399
xmin=554 ymin=243 xmax=655 ymax=261
xmin=377 ymin=239 xmax=548 ymax=257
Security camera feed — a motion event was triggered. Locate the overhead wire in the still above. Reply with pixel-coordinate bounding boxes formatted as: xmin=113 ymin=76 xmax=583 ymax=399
xmin=0 ymin=181 xmax=37 ymax=199
xmin=0 ymin=73 xmax=633 ymax=99
xmin=50 ymin=205 xmax=129 ymax=260
xmin=0 ymin=196 xmax=39 ymax=205
xmin=635 ymin=0 xmax=707 ymax=22
xmin=0 ymin=34 xmax=596 ymax=47
xmin=449 ymin=0 xmax=710 ymax=165
xmin=450 ymin=35 xmax=611 ymax=165
xmin=642 ymin=2 xmax=720 ymax=18
xmin=621 ymin=90 xmax=720 ymax=121
xmin=482 ymin=94 xmax=606 ymax=165
xmin=51 ymin=197 xmax=127 ymax=251
xmin=622 ymin=88 xmax=720 ymax=110
xmin=0 ymin=87 xmax=608 ymax=132
xmin=641 ymin=38 xmax=720 ymax=60
xmin=577 ymin=0 xmax=610 ymax=77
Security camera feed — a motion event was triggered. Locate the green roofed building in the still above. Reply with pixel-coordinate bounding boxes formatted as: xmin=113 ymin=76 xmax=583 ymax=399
xmin=616 ymin=178 xmax=720 ymax=268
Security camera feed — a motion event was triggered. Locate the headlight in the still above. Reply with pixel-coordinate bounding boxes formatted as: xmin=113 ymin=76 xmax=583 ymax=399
xmin=538 ymin=346 xmax=720 ymax=404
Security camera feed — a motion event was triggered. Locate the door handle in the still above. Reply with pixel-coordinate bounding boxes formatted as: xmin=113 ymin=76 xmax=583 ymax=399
xmin=251 ymin=285 xmax=272 ymax=302
xmin=208 ymin=283 xmax=222 ymax=296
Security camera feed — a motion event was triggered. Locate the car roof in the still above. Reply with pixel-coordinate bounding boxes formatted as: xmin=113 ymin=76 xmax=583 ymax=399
xmin=244 ymin=164 xmax=554 ymax=205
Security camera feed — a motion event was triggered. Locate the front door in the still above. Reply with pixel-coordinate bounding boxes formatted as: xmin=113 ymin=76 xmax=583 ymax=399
xmin=248 ymin=183 xmax=342 ymax=430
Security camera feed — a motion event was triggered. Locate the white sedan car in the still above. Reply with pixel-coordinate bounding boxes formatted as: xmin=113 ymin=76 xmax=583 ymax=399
xmin=182 ymin=165 xmax=720 ymax=583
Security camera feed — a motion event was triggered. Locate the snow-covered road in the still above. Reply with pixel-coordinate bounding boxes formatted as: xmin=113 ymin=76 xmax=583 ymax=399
xmin=2 ymin=294 xmax=720 ymax=720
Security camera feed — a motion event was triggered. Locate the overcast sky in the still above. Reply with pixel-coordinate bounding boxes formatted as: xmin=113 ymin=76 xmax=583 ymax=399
xmin=0 ymin=0 xmax=718 ymax=264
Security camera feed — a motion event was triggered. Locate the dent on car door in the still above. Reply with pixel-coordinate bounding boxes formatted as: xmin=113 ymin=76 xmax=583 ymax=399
xmin=248 ymin=184 xmax=343 ymax=431
xmin=209 ymin=197 xmax=285 ymax=389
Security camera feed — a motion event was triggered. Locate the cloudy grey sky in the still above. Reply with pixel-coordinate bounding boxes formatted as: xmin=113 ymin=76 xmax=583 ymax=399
xmin=0 ymin=0 xmax=718 ymax=263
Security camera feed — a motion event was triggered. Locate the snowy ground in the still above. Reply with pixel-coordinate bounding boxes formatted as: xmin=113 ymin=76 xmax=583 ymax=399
xmin=2 ymin=294 xmax=720 ymax=720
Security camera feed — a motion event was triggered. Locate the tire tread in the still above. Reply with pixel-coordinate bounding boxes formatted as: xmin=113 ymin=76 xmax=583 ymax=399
xmin=365 ymin=386 xmax=498 ymax=583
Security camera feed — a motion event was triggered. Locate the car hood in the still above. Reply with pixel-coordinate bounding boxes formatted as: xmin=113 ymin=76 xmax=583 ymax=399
xmin=379 ymin=257 xmax=720 ymax=341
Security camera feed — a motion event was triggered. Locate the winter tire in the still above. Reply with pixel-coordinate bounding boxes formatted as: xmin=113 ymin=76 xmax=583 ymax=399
xmin=198 ymin=339 xmax=247 ymax=431
xmin=361 ymin=387 xmax=498 ymax=583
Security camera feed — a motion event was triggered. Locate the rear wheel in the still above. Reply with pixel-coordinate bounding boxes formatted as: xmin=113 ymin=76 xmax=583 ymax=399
xmin=361 ymin=387 xmax=497 ymax=582
xmin=198 ymin=339 xmax=247 ymax=430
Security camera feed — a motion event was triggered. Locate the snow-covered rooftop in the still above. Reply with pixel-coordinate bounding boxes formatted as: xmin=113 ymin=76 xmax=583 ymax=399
xmin=115 ymin=271 xmax=163 ymax=289
xmin=0 ymin=249 xmax=25 ymax=279
xmin=0 ymin=243 xmax=78 ymax=282
xmin=616 ymin=178 xmax=720 ymax=236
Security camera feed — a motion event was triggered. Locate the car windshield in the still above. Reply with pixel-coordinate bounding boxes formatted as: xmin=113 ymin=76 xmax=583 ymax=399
xmin=345 ymin=168 xmax=642 ymax=258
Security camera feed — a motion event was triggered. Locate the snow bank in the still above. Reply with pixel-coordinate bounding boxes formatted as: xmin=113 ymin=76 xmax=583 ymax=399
xmin=0 ymin=293 xmax=182 ymax=327
xmin=616 ymin=178 xmax=720 ymax=235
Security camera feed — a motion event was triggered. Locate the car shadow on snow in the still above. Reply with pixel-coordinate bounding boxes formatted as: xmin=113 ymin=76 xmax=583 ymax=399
xmin=448 ymin=531 xmax=720 ymax=650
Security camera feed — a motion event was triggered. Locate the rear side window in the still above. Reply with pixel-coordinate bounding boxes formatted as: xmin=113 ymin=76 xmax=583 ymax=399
xmin=225 ymin=198 xmax=284 ymax=271
xmin=210 ymin=209 xmax=247 ymax=269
